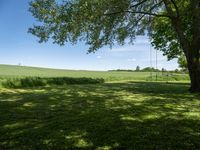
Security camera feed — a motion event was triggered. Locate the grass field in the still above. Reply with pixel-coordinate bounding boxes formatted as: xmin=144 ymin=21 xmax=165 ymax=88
xmin=0 ymin=64 xmax=189 ymax=82
xmin=0 ymin=82 xmax=200 ymax=149
xmin=0 ymin=65 xmax=151 ymax=80
xmin=1 ymin=65 xmax=199 ymax=150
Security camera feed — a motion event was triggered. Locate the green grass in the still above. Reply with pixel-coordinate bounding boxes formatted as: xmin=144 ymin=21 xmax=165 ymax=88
xmin=0 ymin=82 xmax=200 ymax=149
xmin=0 ymin=64 xmax=189 ymax=83
xmin=0 ymin=64 xmax=197 ymax=149
xmin=1 ymin=77 xmax=104 ymax=88
xmin=0 ymin=65 xmax=150 ymax=80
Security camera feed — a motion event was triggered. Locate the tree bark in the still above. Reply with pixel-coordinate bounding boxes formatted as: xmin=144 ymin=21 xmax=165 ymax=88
xmin=187 ymin=52 xmax=200 ymax=92
xmin=180 ymin=39 xmax=200 ymax=92
xmin=171 ymin=19 xmax=200 ymax=92
xmin=187 ymin=0 xmax=200 ymax=92
xmin=164 ymin=0 xmax=200 ymax=92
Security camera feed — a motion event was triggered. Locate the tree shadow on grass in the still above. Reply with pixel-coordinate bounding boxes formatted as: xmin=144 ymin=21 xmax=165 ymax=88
xmin=0 ymin=82 xmax=200 ymax=150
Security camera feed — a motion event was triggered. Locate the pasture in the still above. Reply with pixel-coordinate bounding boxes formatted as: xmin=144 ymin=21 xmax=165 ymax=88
xmin=0 ymin=65 xmax=199 ymax=149
xmin=0 ymin=64 xmax=189 ymax=83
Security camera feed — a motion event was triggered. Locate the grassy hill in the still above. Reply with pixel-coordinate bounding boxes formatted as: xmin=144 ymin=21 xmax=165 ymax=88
xmin=0 ymin=64 xmax=189 ymax=82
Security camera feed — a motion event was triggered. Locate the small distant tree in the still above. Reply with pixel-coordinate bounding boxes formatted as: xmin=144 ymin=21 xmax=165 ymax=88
xmin=174 ymin=69 xmax=179 ymax=73
xmin=136 ymin=66 xmax=140 ymax=71
xmin=141 ymin=67 xmax=159 ymax=72
xmin=161 ymin=68 xmax=166 ymax=75
xmin=162 ymin=68 xmax=166 ymax=72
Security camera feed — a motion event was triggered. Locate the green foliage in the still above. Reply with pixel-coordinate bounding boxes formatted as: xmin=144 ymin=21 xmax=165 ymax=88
xmin=2 ymin=77 xmax=104 ymax=88
xmin=0 ymin=82 xmax=200 ymax=149
xmin=178 ymin=53 xmax=187 ymax=70
xmin=2 ymin=77 xmax=46 ymax=88
xmin=150 ymin=1 xmax=191 ymax=60
xmin=150 ymin=16 xmax=182 ymax=60
xmin=28 ymin=0 xmax=192 ymax=58
xmin=29 ymin=0 xmax=163 ymax=52
xmin=140 ymin=67 xmax=159 ymax=72
xmin=47 ymin=77 xmax=104 ymax=85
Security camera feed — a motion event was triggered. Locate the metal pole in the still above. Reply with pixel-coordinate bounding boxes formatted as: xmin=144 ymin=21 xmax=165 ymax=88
xmin=156 ymin=49 xmax=158 ymax=81
xmin=150 ymin=41 xmax=152 ymax=81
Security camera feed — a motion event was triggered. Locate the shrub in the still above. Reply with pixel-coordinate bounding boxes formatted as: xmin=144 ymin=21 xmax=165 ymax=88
xmin=47 ymin=77 xmax=104 ymax=85
xmin=2 ymin=77 xmax=104 ymax=88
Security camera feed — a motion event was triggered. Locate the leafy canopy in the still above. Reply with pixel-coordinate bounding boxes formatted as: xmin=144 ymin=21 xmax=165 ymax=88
xmin=178 ymin=53 xmax=187 ymax=70
xmin=29 ymin=0 xmax=190 ymax=58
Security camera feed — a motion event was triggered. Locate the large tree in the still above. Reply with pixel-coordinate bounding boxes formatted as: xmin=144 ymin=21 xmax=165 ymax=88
xmin=29 ymin=0 xmax=200 ymax=92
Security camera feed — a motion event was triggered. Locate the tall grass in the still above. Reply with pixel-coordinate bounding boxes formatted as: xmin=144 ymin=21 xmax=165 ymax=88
xmin=1 ymin=77 xmax=104 ymax=88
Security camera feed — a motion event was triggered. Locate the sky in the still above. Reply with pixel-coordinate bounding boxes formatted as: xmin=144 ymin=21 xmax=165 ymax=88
xmin=0 ymin=0 xmax=178 ymax=71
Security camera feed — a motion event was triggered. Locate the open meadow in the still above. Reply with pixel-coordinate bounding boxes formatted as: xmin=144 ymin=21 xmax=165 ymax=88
xmin=0 ymin=65 xmax=200 ymax=149
xmin=0 ymin=64 xmax=189 ymax=83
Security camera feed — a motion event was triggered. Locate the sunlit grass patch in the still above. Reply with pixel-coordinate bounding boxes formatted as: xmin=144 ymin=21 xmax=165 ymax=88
xmin=0 ymin=82 xmax=200 ymax=149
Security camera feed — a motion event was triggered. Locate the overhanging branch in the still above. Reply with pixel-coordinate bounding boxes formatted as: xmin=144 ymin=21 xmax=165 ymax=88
xmin=170 ymin=0 xmax=180 ymax=17
xmin=104 ymin=1 xmax=170 ymax=18
xmin=104 ymin=10 xmax=170 ymax=18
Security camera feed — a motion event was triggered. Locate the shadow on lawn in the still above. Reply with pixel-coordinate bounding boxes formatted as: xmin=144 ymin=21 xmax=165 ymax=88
xmin=0 ymin=82 xmax=200 ymax=149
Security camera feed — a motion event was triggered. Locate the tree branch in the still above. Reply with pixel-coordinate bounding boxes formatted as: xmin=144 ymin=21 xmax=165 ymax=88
xmin=162 ymin=0 xmax=176 ymax=18
xmin=163 ymin=0 xmax=190 ymax=57
xmin=170 ymin=0 xmax=180 ymax=17
xmin=104 ymin=1 xmax=170 ymax=18
xmin=128 ymin=11 xmax=170 ymax=18
xmin=104 ymin=10 xmax=170 ymax=18
xmin=134 ymin=14 xmax=145 ymax=26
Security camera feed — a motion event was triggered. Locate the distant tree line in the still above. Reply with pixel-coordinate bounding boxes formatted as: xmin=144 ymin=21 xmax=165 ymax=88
xmin=109 ymin=66 xmax=187 ymax=73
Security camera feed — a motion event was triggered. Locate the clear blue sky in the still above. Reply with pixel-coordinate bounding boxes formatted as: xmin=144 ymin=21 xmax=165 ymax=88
xmin=0 ymin=0 xmax=178 ymax=71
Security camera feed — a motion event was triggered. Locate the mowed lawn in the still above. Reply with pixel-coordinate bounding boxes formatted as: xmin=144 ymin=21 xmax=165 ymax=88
xmin=0 ymin=82 xmax=200 ymax=149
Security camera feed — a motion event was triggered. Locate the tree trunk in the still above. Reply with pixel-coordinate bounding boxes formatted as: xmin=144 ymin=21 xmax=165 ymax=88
xmin=164 ymin=0 xmax=200 ymax=92
xmin=188 ymin=0 xmax=200 ymax=92
xmin=186 ymin=49 xmax=200 ymax=93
